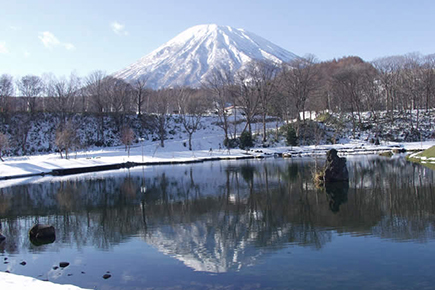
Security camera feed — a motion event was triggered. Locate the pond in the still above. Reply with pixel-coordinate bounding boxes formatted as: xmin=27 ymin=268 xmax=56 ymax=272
xmin=0 ymin=156 xmax=435 ymax=290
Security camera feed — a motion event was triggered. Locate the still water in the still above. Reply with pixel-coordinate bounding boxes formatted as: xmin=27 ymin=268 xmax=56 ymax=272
xmin=0 ymin=156 xmax=435 ymax=290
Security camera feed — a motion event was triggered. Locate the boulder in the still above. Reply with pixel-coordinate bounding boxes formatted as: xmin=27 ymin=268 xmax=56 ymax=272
xmin=0 ymin=233 xmax=5 ymax=242
xmin=324 ymin=149 xmax=349 ymax=182
xmin=29 ymin=224 xmax=56 ymax=245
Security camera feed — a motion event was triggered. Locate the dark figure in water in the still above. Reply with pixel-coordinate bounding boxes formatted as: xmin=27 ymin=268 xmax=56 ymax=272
xmin=324 ymin=149 xmax=349 ymax=182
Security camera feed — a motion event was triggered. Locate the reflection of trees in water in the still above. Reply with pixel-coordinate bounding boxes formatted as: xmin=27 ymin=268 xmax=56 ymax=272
xmin=372 ymin=215 xmax=435 ymax=243
xmin=0 ymin=158 xmax=434 ymax=261
xmin=347 ymin=157 xmax=435 ymax=240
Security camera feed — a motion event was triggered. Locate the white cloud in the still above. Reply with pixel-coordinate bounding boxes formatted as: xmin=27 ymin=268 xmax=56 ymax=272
xmin=0 ymin=42 xmax=9 ymax=54
xmin=111 ymin=21 xmax=128 ymax=35
xmin=9 ymin=26 xmax=21 ymax=31
xmin=38 ymin=31 xmax=75 ymax=50
xmin=63 ymin=43 xmax=76 ymax=50
xmin=38 ymin=31 xmax=60 ymax=49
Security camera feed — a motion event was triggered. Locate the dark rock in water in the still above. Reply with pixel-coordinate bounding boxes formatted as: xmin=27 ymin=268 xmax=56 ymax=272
xmin=59 ymin=262 xmax=70 ymax=268
xmin=103 ymin=274 xmax=111 ymax=279
xmin=30 ymin=235 xmax=56 ymax=246
xmin=20 ymin=261 xmax=26 ymax=266
xmin=29 ymin=224 xmax=56 ymax=246
xmin=29 ymin=224 xmax=56 ymax=239
xmin=0 ymin=234 xmax=5 ymax=242
xmin=324 ymin=149 xmax=349 ymax=182
xmin=53 ymin=266 xmax=59 ymax=270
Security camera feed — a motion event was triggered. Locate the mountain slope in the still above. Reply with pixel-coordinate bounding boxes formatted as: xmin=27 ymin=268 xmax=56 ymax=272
xmin=113 ymin=24 xmax=298 ymax=89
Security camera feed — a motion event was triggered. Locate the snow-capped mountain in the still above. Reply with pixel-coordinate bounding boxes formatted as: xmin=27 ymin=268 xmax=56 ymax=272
xmin=113 ymin=24 xmax=298 ymax=89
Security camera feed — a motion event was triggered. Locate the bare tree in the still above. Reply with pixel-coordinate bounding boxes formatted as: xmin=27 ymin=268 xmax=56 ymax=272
xmin=235 ymin=66 xmax=261 ymax=135
xmin=279 ymin=55 xmax=319 ymax=134
xmin=332 ymin=63 xmax=369 ymax=136
xmin=121 ymin=126 xmax=135 ymax=157
xmin=46 ymin=72 xmax=81 ymax=122
xmin=133 ymin=77 xmax=150 ymax=115
xmin=103 ymin=77 xmax=134 ymax=129
xmin=85 ymin=70 xmax=108 ymax=113
xmin=203 ymin=69 xmax=234 ymax=143
xmin=0 ymin=132 xmax=9 ymax=161
xmin=85 ymin=71 xmax=108 ymax=142
xmin=16 ymin=75 xmax=44 ymax=113
xmin=268 ymin=88 xmax=287 ymax=140
xmin=400 ymin=53 xmax=425 ymax=130
xmin=177 ymin=89 xmax=206 ymax=150
xmin=361 ymin=66 xmax=382 ymax=124
xmin=372 ymin=55 xmax=405 ymax=122
xmin=104 ymin=77 xmax=134 ymax=114
xmin=150 ymin=89 xmax=176 ymax=148
xmin=55 ymin=121 xmax=78 ymax=159
xmin=421 ymin=54 xmax=435 ymax=112
xmin=247 ymin=60 xmax=280 ymax=143
xmin=0 ymin=74 xmax=14 ymax=115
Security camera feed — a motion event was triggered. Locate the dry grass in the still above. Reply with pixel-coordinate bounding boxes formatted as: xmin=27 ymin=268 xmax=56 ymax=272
xmin=313 ymin=170 xmax=325 ymax=188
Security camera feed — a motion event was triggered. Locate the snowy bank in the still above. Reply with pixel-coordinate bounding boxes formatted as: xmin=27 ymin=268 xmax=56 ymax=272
xmin=0 ymin=272 xmax=90 ymax=290
xmin=407 ymin=145 xmax=435 ymax=169
xmin=1 ymin=138 xmax=434 ymax=183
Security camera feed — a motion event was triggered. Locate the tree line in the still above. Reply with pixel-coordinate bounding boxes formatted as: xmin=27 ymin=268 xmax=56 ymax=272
xmin=0 ymin=52 xmax=434 ymax=157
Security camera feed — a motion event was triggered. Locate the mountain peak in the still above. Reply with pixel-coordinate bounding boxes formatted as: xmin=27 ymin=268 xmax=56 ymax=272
xmin=114 ymin=24 xmax=298 ymax=88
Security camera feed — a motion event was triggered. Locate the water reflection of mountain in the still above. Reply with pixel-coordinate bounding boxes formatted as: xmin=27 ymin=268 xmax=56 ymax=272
xmin=1 ymin=157 xmax=434 ymax=271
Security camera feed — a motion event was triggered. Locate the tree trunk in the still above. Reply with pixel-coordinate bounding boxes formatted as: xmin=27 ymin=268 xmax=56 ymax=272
xmin=262 ymin=112 xmax=267 ymax=143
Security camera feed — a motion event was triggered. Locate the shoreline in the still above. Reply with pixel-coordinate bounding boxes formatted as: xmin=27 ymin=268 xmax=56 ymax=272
xmin=0 ymin=141 xmax=433 ymax=182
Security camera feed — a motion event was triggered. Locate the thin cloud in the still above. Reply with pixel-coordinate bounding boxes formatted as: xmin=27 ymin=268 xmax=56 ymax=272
xmin=38 ymin=31 xmax=75 ymax=50
xmin=23 ymin=50 xmax=30 ymax=58
xmin=63 ymin=43 xmax=75 ymax=50
xmin=111 ymin=21 xmax=128 ymax=35
xmin=9 ymin=26 xmax=21 ymax=31
xmin=0 ymin=42 xmax=9 ymax=54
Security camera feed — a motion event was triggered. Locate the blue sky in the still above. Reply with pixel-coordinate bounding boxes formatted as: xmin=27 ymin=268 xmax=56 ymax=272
xmin=1 ymin=0 xmax=434 ymax=78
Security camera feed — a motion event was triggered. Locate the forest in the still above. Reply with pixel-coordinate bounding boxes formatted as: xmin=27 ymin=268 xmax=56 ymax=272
xmin=0 ymin=53 xmax=434 ymax=157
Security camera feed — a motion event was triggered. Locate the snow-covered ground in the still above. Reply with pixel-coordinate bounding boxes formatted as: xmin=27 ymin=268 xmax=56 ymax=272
xmin=1 ymin=127 xmax=434 ymax=183
xmin=0 ymin=272 xmax=90 ymax=290
xmin=1 ymin=109 xmax=435 ymax=184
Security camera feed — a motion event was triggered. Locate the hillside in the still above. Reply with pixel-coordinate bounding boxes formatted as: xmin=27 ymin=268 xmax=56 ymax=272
xmin=0 ymin=109 xmax=434 ymax=158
